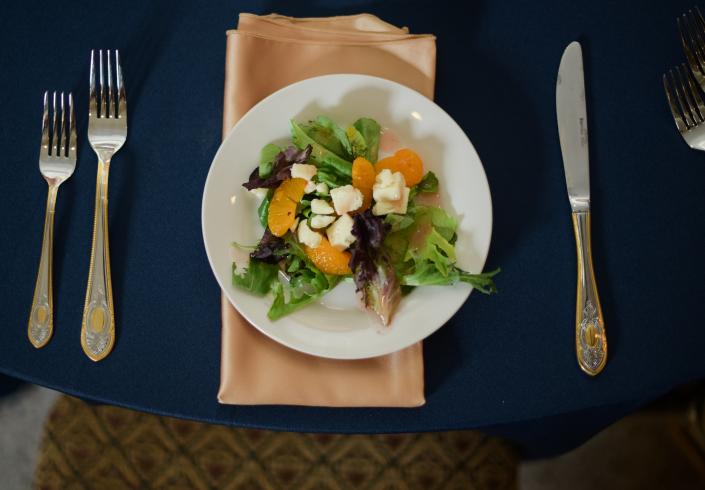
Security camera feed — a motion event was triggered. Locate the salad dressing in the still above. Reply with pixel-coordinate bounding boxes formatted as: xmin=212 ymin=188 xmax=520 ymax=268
xmin=413 ymin=191 xmax=441 ymax=207
xmin=378 ymin=129 xmax=400 ymax=158
xmin=409 ymin=219 xmax=433 ymax=250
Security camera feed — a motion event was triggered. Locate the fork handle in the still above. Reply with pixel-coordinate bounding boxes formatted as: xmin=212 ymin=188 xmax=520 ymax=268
xmin=572 ymin=211 xmax=607 ymax=376
xmin=28 ymin=185 xmax=59 ymax=348
xmin=81 ymin=159 xmax=115 ymax=361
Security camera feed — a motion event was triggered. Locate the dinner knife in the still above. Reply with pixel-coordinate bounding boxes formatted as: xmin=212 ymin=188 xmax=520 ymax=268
xmin=556 ymin=41 xmax=607 ymax=376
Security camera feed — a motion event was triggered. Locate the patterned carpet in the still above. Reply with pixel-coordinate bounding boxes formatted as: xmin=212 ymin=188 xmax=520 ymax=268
xmin=34 ymin=396 xmax=518 ymax=489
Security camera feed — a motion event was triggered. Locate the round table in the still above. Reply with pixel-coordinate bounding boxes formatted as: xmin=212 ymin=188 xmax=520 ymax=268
xmin=2 ymin=0 xmax=704 ymax=458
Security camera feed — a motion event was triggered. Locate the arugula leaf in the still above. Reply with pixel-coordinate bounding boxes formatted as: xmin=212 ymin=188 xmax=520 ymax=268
xmin=403 ymin=264 xmax=499 ymax=294
xmin=345 ymin=125 xmax=367 ymax=159
xmin=353 ymin=118 xmax=381 ymax=163
xmin=232 ymin=260 xmax=279 ymax=296
xmin=290 ymin=120 xmax=352 ymax=178
xmin=258 ymin=143 xmax=281 ymax=179
xmin=257 ymin=189 xmax=274 ymax=228
xmin=459 ymin=268 xmax=500 ymax=294
xmin=303 ymin=116 xmax=352 ymax=160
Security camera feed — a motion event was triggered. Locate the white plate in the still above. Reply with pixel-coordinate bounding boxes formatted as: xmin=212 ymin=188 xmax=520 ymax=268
xmin=202 ymin=74 xmax=492 ymax=360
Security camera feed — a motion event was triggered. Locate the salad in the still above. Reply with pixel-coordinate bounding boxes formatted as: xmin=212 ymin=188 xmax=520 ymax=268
xmin=231 ymin=115 xmax=499 ymax=325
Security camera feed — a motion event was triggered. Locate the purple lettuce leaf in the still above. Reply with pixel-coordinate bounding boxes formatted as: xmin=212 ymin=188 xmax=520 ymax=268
xmin=250 ymin=229 xmax=286 ymax=264
xmin=349 ymin=211 xmax=400 ymax=325
xmin=349 ymin=211 xmax=389 ymax=291
xmin=242 ymin=145 xmax=312 ymax=190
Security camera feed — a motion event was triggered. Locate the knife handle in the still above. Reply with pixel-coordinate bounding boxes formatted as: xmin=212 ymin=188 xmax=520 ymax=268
xmin=571 ymin=211 xmax=607 ymax=376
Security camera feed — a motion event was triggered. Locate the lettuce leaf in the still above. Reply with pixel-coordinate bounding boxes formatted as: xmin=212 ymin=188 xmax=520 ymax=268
xmin=290 ymin=119 xmax=352 ymax=180
xmin=243 ymin=145 xmax=312 ymax=190
xmin=315 ymin=167 xmax=349 ymax=188
xmin=416 ymin=171 xmax=439 ymax=193
xmin=350 ymin=211 xmax=390 ymax=292
xmin=232 ymin=260 xmax=279 ymax=296
xmin=360 ymin=260 xmax=401 ymax=326
xmin=345 ymin=125 xmax=367 ymax=159
xmin=353 ymin=118 xmax=381 ymax=163
xmin=384 ymin=204 xmax=499 ymax=295
xmin=402 ymin=264 xmax=500 ymax=294
xmin=250 ymin=229 xmax=286 ymax=264
xmin=349 ymin=211 xmax=400 ymax=325
xmin=409 ymin=171 xmax=439 ymax=201
xmin=303 ymin=116 xmax=352 ymax=160
xmin=258 ymin=143 xmax=281 ymax=179
xmin=267 ymin=236 xmax=342 ymax=320
xmin=257 ymin=189 xmax=274 ymax=228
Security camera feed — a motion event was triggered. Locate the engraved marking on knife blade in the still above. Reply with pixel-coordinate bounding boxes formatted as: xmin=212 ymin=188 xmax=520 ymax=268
xmin=579 ymin=117 xmax=588 ymax=148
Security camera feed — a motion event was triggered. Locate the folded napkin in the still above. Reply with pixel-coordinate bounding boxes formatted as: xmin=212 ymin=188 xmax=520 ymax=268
xmin=218 ymin=13 xmax=436 ymax=407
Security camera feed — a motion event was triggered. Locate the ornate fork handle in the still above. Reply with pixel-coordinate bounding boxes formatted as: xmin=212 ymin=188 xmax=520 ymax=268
xmin=28 ymin=185 xmax=59 ymax=348
xmin=572 ymin=211 xmax=607 ymax=375
xmin=81 ymin=158 xmax=115 ymax=361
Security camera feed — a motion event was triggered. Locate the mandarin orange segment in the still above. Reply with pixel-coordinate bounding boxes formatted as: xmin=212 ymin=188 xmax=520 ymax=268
xmin=304 ymin=237 xmax=352 ymax=275
xmin=267 ymin=178 xmax=307 ymax=237
xmin=351 ymin=156 xmax=376 ymax=212
xmin=374 ymin=148 xmax=424 ymax=186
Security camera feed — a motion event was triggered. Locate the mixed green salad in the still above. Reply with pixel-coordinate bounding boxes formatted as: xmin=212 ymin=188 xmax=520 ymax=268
xmin=232 ymin=115 xmax=498 ymax=325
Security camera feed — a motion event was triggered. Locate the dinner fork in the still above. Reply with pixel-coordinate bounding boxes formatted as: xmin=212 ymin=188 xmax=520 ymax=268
xmin=663 ymin=64 xmax=705 ymax=150
xmin=29 ymin=92 xmax=76 ymax=348
xmin=678 ymin=7 xmax=705 ymax=91
xmin=81 ymin=49 xmax=127 ymax=361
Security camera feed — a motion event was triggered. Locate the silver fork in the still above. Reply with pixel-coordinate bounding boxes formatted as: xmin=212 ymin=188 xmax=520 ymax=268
xmin=678 ymin=7 xmax=705 ymax=90
xmin=663 ymin=64 xmax=705 ymax=150
xmin=81 ymin=49 xmax=127 ymax=361
xmin=29 ymin=91 xmax=76 ymax=348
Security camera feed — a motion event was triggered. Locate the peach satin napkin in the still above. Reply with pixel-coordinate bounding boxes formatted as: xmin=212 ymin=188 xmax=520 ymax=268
xmin=218 ymin=13 xmax=436 ymax=407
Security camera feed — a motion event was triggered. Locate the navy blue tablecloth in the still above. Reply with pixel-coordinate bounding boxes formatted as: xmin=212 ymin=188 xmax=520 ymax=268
xmin=1 ymin=0 xmax=704 ymax=457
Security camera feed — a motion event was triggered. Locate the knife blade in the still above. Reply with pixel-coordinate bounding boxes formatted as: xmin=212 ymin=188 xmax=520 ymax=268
xmin=556 ymin=41 xmax=607 ymax=376
xmin=557 ymin=41 xmax=590 ymax=212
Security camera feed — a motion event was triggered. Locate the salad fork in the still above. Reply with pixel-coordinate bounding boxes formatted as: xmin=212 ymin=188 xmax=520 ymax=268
xmin=677 ymin=7 xmax=705 ymax=91
xmin=663 ymin=64 xmax=705 ymax=150
xmin=29 ymin=91 xmax=76 ymax=348
xmin=81 ymin=49 xmax=127 ymax=361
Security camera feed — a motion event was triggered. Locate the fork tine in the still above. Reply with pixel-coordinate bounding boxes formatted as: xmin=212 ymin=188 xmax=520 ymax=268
xmin=696 ymin=5 xmax=705 ymax=35
xmin=89 ymin=50 xmax=97 ymax=118
xmin=686 ymin=12 xmax=705 ymax=77
xmin=663 ymin=74 xmax=686 ymax=132
xmin=688 ymin=7 xmax=705 ymax=51
xmin=40 ymin=91 xmax=49 ymax=155
xmin=670 ymin=69 xmax=695 ymax=128
xmin=116 ymin=50 xmax=126 ymax=119
xmin=57 ymin=92 xmax=65 ymax=157
xmin=678 ymin=16 xmax=705 ymax=86
xmin=682 ymin=63 xmax=705 ymax=122
xmin=51 ymin=92 xmax=57 ymax=156
xmin=106 ymin=49 xmax=112 ymax=118
xmin=99 ymin=49 xmax=104 ymax=118
xmin=68 ymin=93 xmax=76 ymax=159
xmin=677 ymin=65 xmax=701 ymax=124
